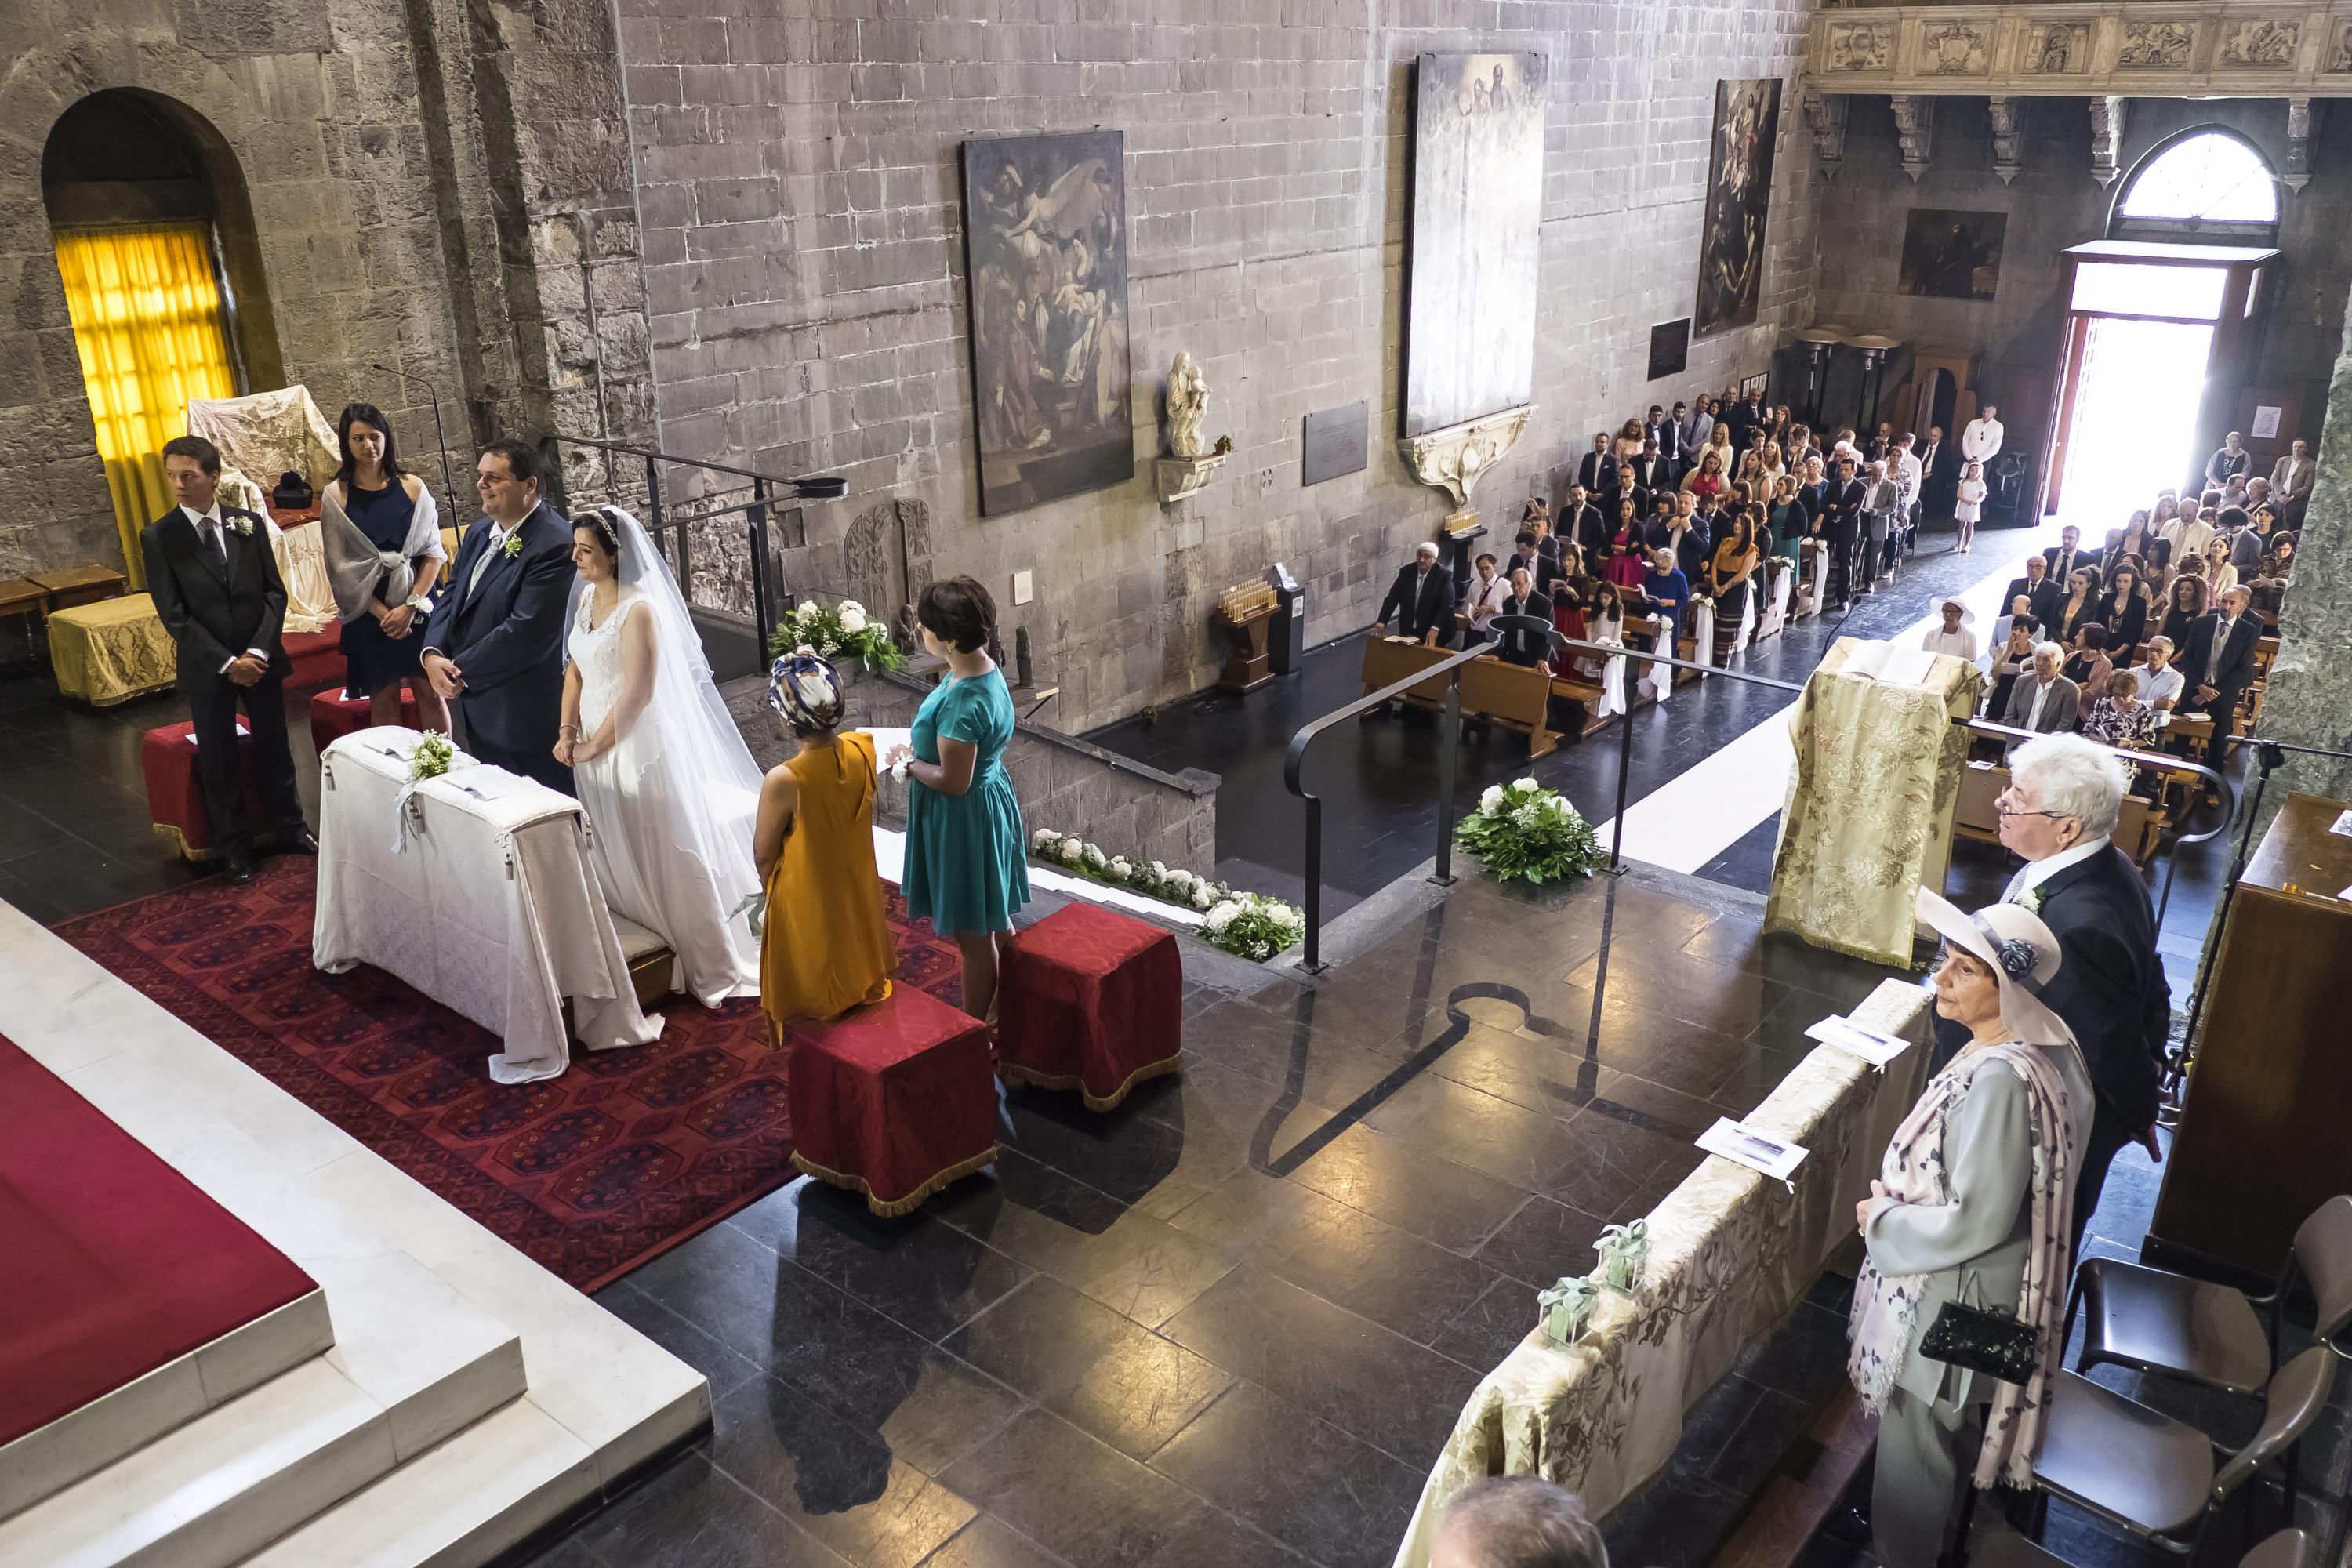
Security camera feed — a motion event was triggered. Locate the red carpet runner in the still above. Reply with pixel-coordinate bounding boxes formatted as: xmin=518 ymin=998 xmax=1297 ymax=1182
xmin=56 ymin=860 xmax=965 ymax=1291
xmin=0 ymin=1034 xmax=317 ymax=1446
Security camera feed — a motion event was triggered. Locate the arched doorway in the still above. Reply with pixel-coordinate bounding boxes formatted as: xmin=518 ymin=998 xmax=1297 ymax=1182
xmin=2043 ymin=129 xmax=2281 ymax=522
xmin=42 ymin=90 xmax=281 ymax=585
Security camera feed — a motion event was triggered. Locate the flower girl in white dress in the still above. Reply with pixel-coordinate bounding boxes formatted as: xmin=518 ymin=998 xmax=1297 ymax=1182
xmin=556 ymin=506 xmax=763 ymax=1004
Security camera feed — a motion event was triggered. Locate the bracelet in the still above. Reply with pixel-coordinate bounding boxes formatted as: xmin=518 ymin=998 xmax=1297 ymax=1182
xmin=560 ymin=724 xmax=580 ymax=739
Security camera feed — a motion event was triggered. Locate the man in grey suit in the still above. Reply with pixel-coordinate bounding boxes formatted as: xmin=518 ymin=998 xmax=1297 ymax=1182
xmin=2001 ymin=643 xmax=2078 ymax=756
xmin=2269 ymin=437 xmax=2315 ymax=524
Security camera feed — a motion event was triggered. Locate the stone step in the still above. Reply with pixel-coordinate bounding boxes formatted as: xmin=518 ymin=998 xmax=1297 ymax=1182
xmin=238 ymin=1399 xmax=598 ymax=1568
xmin=0 ymin=1288 xmax=334 ymax=1523
xmin=0 ymin=1265 xmax=524 ymax=1568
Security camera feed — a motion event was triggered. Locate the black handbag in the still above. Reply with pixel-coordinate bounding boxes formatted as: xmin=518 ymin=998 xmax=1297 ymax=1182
xmin=1919 ymin=1281 xmax=2038 ymax=1385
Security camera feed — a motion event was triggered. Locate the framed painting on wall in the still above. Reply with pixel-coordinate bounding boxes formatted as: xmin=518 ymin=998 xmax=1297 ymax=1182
xmin=959 ymin=132 xmax=1133 ymax=517
xmin=1694 ymin=79 xmax=1782 ymax=339
xmin=1403 ymin=52 xmax=1548 ymax=437
xmin=1898 ymin=210 xmax=2006 ymax=300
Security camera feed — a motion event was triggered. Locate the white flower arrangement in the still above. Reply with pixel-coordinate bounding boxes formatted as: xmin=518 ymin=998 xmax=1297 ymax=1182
xmin=767 ymin=596 xmax=906 ymax=672
xmin=1456 ymin=779 xmax=1606 ymax=886
xmin=1479 ymin=784 xmax=1508 ymax=818
xmin=1022 ymin=826 xmax=1299 ymax=959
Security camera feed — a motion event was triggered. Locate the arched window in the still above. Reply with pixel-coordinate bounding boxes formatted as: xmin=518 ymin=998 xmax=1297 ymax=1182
xmin=2112 ymin=130 xmax=2279 ymax=240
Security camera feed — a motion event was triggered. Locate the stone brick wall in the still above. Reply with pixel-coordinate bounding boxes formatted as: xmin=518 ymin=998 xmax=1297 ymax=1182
xmin=0 ymin=0 xmax=651 ymax=579
xmin=619 ymin=0 xmax=1823 ymax=731
xmin=1814 ymin=96 xmax=2352 ymax=480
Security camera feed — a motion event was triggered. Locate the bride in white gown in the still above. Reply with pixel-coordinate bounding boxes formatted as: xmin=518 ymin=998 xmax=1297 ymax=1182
xmin=556 ymin=506 xmax=762 ymax=1005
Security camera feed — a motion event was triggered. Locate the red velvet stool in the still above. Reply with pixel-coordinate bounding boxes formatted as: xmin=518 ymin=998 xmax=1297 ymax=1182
xmin=281 ymin=629 xmax=343 ymax=695
xmin=140 ymin=722 xmax=265 ymax=862
xmin=997 ymin=903 xmax=1184 ymax=1111
xmin=308 ymin=687 xmax=419 ymax=756
xmin=787 ymin=985 xmax=996 ymax=1217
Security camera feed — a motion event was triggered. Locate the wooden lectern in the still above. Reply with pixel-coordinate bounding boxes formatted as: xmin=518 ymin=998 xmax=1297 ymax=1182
xmin=2147 ymin=793 xmax=2352 ymax=1284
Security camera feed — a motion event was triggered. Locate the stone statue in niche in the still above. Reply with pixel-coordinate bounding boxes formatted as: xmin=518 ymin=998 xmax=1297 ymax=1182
xmin=2118 ymin=21 xmax=2195 ymax=69
xmin=2217 ymin=19 xmax=2298 ymax=68
xmin=2027 ymin=24 xmax=2092 ymax=74
xmin=1825 ymin=22 xmax=1891 ymax=72
xmin=2331 ymin=20 xmax=2352 ymax=71
xmin=1924 ymin=24 xmax=1989 ymax=76
xmin=1165 ymin=351 xmax=1210 ymax=459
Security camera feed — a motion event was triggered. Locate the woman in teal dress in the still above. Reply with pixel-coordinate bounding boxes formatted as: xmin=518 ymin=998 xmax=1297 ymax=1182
xmin=884 ymin=577 xmax=1030 ymax=1020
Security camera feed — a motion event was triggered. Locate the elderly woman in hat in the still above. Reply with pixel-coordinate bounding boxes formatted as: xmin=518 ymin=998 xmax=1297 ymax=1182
xmin=1848 ymin=890 xmax=2092 ymax=1568
xmin=1918 ymin=597 xmax=1978 ymax=662
xmin=751 ymin=650 xmax=893 ymax=1036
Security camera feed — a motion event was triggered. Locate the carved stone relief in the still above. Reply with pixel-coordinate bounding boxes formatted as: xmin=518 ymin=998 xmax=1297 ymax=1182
xmin=1890 ymin=95 xmax=1934 ymax=181
xmin=1987 ymin=97 xmax=2025 ymax=185
xmin=1805 ymin=90 xmax=1850 ymax=177
xmin=1922 ymin=22 xmax=1991 ymax=77
xmin=2118 ymin=21 xmax=2197 ymax=70
xmin=2089 ymin=96 xmax=2129 ymax=187
xmin=1826 ymin=22 xmax=1893 ymax=73
xmin=2216 ymin=18 xmax=2299 ymax=68
xmin=2332 ymin=20 xmax=2352 ymax=72
xmin=1396 ymin=405 xmax=1534 ymax=509
xmin=2023 ymin=23 xmax=2092 ymax=75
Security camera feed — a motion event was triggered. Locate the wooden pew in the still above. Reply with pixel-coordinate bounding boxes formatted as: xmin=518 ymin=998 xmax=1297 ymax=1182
xmin=1359 ymin=637 xmax=1589 ymax=756
xmin=1953 ymin=760 xmax=2162 ymax=867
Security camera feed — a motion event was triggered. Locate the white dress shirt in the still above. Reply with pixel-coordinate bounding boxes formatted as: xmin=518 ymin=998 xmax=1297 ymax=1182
xmin=2161 ymin=517 xmax=2213 ymax=561
xmin=2026 ymin=677 xmax=2055 ymax=732
xmin=179 ymin=502 xmax=268 ymax=674
xmin=1961 ymin=417 xmax=2004 ymax=463
xmin=1891 ymin=450 xmax=1924 ymax=506
xmin=1466 ymin=572 xmax=1512 ymax=621
xmin=2128 ymin=662 xmax=2183 ymax=708
xmin=2002 ymin=834 xmax=2112 ymax=904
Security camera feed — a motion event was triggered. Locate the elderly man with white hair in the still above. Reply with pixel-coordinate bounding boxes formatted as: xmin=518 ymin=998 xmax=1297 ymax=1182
xmin=1986 ymin=735 xmax=2169 ymax=1243
xmin=1373 ymin=538 xmax=1457 ymax=648
xmin=1999 ymin=641 xmax=2078 ymax=755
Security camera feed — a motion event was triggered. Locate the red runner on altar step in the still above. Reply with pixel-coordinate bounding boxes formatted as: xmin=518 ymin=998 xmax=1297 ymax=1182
xmin=56 ymin=859 xmax=967 ymax=1291
xmin=0 ymin=1035 xmax=318 ymax=1447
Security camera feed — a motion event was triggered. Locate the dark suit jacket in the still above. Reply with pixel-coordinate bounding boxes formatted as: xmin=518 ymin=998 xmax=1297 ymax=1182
xmin=1505 ymin=550 xmax=1566 ymax=601
xmin=419 ymin=501 xmax=575 ymax=753
xmin=2181 ymin=611 xmax=2259 ymax=701
xmin=1490 ymin=595 xmax=1553 ymax=666
xmin=1650 ymin=420 xmax=1681 ymax=466
xmin=2035 ymin=844 xmax=2168 ymax=1132
xmin=2042 ymin=546 xmax=2100 ymax=586
xmin=141 ymin=506 xmax=292 ymax=693
xmin=2002 ymin=575 xmax=2067 ymax=630
xmin=1564 ymin=502 xmax=1608 ymax=560
xmin=1377 ymin=562 xmax=1456 ymax=643
xmin=1577 ymin=452 xmax=1617 ymax=498
xmin=1625 ymin=455 xmax=1666 ymax=495
xmin=1821 ymin=479 xmax=1866 ymax=543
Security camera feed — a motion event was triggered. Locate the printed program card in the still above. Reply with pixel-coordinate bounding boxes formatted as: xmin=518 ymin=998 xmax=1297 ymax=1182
xmin=1697 ymin=1117 xmax=1809 ymax=1183
xmin=1805 ymin=1014 xmax=1912 ymax=1068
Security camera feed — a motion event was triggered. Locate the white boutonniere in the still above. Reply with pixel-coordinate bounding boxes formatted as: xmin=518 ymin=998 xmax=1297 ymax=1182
xmin=233 ymin=516 xmax=255 ymax=537
xmin=2019 ymin=886 xmax=2044 ymax=915
xmin=500 ymin=531 xmax=524 ymax=560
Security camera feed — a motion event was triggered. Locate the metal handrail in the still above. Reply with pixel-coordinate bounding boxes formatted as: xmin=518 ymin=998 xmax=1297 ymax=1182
xmin=550 ymin=436 xmax=844 ymax=655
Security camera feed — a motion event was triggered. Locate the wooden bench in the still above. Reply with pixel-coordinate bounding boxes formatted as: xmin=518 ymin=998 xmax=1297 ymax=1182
xmin=1954 ymin=760 xmax=2162 ymax=869
xmin=1361 ymin=637 xmax=1592 ymax=756
xmin=28 ymin=564 xmax=126 ymax=612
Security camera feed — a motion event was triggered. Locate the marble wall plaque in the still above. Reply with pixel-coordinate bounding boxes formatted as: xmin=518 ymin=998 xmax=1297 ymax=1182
xmin=1302 ymin=401 xmax=1369 ymax=486
xmin=2023 ymin=23 xmax=2092 ymax=74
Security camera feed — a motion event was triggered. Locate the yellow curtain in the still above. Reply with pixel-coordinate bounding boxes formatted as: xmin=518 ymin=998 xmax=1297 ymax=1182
xmin=53 ymin=223 xmax=241 ymax=589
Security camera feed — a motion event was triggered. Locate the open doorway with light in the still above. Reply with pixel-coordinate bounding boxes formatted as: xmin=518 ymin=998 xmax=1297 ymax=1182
xmin=2042 ymin=129 xmax=2281 ymax=529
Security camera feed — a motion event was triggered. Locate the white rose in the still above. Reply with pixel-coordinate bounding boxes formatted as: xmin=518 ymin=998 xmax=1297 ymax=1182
xmin=1192 ymin=885 xmax=1214 ymax=910
xmin=1060 ymin=839 xmax=1085 ymax=866
xmin=839 ymin=599 xmax=865 ymax=616
xmin=1513 ymin=777 xmax=1540 ymax=793
xmin=797 ymin=600 xmax=818 ymax=616
xmin=839 ymin=604 xmax=868 ymax=633
xmin=1032 ymin=828 xmax=1060 ymax=851
xmin=1149 ymin=860 xmax=1167 ymax=880
xmin=1204 ymin=902 xmax=1238 ymax=934
xmin=1169 ymin=869 xmax=1194 ymax=889
xmin=1479 ymin=785 xmax=1506 ymax=818
xmin=1108 ymin=858 xmax=1131 ymax=879
xmin=1083 ymin=843 xmax=1107 ymax=869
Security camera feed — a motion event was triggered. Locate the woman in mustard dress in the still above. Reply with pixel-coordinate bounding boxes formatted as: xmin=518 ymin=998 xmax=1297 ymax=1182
xmin=753 ymin=651 xmax=892 ymax=1037
xmin=884 ymin=577 xmax=1030 ymax=1021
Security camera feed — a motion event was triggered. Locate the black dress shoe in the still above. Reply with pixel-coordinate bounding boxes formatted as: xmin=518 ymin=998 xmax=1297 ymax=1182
xmin=280 ymin=827 xmax=320 ymax=856
xmin=223 ymin=853 xmax=256 ymax=887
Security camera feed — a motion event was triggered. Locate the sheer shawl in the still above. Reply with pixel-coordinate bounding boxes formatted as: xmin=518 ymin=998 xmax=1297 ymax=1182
xmin=321 ymin=480 xmax=444 ymax=626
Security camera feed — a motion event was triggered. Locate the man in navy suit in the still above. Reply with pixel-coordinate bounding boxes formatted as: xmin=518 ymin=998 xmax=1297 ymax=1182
xmin=2180 ymin=586 xmax=2261 ymax=782
xmin=142 ymin=435 xmax=312 ymax=885
xmin=420 ymin=441 xmax=575 ymax=794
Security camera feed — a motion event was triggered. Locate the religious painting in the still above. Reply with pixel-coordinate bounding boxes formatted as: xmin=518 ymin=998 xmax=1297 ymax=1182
xmin=2024 ymin=24 xmax=2092 ymax=75
xmin=1898 ymin=209 xmax=2006 ymax=300
xmin=1693 ymin=78 xmax=1782 ymax=339
xmin=2216 ymin=18 xmax=2299 ymax=68
xmin=1402 ymin=53 xmax=1547 ymax=437
xmin=959 ymin=132 xmax=1132 ymax=517
xmin=2118 ymin=20 xmax=2197 ymax=69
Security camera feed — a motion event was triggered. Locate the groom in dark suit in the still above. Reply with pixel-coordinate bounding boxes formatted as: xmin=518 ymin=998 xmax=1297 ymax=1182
xmin=419 ymin=441 xmax=575 ymax=793
xmin=143 ymin=436 xmax=314 ymax=885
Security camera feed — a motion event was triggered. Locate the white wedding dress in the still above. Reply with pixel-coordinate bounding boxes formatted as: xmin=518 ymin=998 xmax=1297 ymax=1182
xmin=568 ymin=579 xmax=762 ymax=1006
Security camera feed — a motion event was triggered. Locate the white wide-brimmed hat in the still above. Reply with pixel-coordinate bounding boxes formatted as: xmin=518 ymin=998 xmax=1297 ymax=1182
xmin=1914 ymin=888 xmax=2074 ymax=1050
xmin=1929 ymin=597 xmax=1977 ymax=626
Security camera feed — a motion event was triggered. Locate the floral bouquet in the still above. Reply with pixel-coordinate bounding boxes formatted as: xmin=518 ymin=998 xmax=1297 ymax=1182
xmin=1456 ymin=777 xmax=1605 ymax=886
xmin=1537 ymin=1275 xmax=1604 ymax=1346
xmin=1200 ymin=892 xmax=1305 ymax=963
xmin=408 ymin=730 xmax=455 ymax=783
xmin=1594 ymin=1219 xmax=1649 ymax=1291
xmin=1030 ymin=828 xmax=1225 ymax=913
xmin=766 ymin=597 xmax=906 ymax=673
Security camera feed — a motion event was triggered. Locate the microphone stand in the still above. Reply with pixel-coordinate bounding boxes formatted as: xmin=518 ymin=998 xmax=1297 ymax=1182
xmin=368 ymin=362 xmax=458 ymax=506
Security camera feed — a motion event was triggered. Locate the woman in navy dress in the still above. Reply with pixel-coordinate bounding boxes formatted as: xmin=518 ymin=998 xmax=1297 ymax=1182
xmin=321 ymin=404 xmax=448 ymax=731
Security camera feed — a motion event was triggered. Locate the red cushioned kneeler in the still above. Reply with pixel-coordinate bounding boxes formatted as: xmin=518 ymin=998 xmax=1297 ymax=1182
xmin=996 ymin=902 xmax=1184 ymax=1111
xmin=787 ymin=984 xmax=996 ymax=1217
xmin=140 ymin=721 xmax=266 ymax=862
xmin=308 ymin=687 xmax=419 ymax=756
xmin=281 ymin=629 xmax=342 ymax=695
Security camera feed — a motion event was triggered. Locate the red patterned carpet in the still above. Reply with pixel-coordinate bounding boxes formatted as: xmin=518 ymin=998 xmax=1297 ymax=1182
xmin=56 ymin=859 xmax=965 ymax=1291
